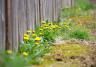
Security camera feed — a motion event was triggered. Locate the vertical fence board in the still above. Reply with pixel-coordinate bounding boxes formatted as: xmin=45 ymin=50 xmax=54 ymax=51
xmin=53 ymin=0 xmax=62 ymax=21
xmin=47 ymin=0 xmax=53 ymax=21
xmin=7 ymin=0 xmax=13 ymax=50
xmin=26 ymin=0 xmax=34 ymax=30
xmin=35 ymin=0 xmax=40 ymax=27
xmin=18 ymin=0 xmax=27 ymax=42
xmin=11 ymin=0 xmax=19 ymax=51
xmin=29 ymin=0 xmax=36 ymax=30
xmin=0 ymin=0 xmax=5 ymax=51
xmin=40 ymin=0 xmax=46 ymax=21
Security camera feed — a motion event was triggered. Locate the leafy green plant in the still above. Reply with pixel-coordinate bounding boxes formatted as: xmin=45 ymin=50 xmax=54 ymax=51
xmin=60 ymin=0 xmax=95 ymax=19
xmin=57 ymin=18 xmax=76 ymax=39
xmin=36 ymin=21 xmax=60 ymax=42
xmin=0 ymin=50 xmax=28 ymax=67
xmin=58 ymin=18 xmax=92 ymax=40
xmin=75 ymin=0 xmax=95 ymax=10
xmin=19 ymin=29 xmax=51 ymax=64
xmin=69 ymin=27 xmax=90 ymax=40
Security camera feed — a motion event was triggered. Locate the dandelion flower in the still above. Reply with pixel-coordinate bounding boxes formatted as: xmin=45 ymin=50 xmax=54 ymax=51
xmin=24 ymin=36 xmax=29 ymax=40
xmin=35 ymin=37 xmax=41 ymax=41
xmin=24 ymin=34 xmax=29 ymax=37
xmin=7 ymin=50 xmax=12 ymax=54
xmin=22 ymin=52 xmax=28 ymax=56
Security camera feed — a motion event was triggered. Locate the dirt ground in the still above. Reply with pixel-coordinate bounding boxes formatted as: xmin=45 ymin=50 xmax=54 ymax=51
xmin=32 ymin=40 xmax=96 ymax=67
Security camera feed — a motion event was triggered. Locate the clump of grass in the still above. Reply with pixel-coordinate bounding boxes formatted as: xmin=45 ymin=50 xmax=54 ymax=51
xmin=69 ymin=26 xmax=91 ymax=40
xmin=58 ymin=20 xmax=92 ymax=40
xmin=0 ymin=51 xmax=28 ymax=67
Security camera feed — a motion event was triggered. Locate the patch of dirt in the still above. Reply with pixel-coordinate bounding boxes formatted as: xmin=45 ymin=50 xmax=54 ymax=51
xmin=33 ymin=40 xmax=96 ymax=67
xmin=91 ymin=30 xmax=96 ymax=36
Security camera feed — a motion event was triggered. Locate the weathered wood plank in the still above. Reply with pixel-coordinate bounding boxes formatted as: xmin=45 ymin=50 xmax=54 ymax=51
xmin=40 ymin=0 xmax=46 ymax=21
xmin=0 ymin=0 xmax=5 ymax=51
xmin=35 ymin=0 xmax=40 ymax=27
xmin=18 ymin=0 xmax=27 ymax=42
xmin=27 ymin=0 xmax=36 ymax=30
xmin=11 ymin=0 xmax=19 ymax=51
xmin=6 ymin=0 xmax=12 ymax=50
xmin=53 ymin=0 xmax=62 ymax=21
xmin=26 ymin=0 xmax=33 ymax=30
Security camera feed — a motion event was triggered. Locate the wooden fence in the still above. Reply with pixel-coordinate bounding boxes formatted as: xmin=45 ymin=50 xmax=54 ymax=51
xmin=0 ymin=0 xmax=74 ymax=51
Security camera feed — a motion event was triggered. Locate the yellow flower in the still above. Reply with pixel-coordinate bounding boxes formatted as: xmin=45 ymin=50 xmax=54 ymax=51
xmin=7 ymin=50 xmax=12 ymax=54
xmin=24 ymin=36 xmax=29 ymax=40
xmin=24 ymin=34 xmax=29 ymax=37
xmin=22 ymin=52 xmax=28 ymax=56
xmin=35 ymin=37 xmax=41 ymax=41
xmin=27 ymin=30 xmax=32 ymax=33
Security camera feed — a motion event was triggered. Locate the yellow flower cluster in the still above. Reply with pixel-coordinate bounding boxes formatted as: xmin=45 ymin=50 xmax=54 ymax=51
xmin=23 ymin=34 xmax=29 ymax=41
xmin=40 ymin=21 xmax=60 ymax=31
xmin=35 ymin=37 xmax=41 ymax=45
xmin=35 ymin=37 xmax=41 ymax=41
xmin=23 ymin=29 xmax=42 ymax=45
xmin=23 ymin=21 xmax=60 ymax=45
xmin=23 ymin=30 xmax=36 ymax=40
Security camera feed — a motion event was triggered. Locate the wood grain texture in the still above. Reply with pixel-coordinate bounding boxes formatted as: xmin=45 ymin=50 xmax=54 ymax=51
xmin=6 ymin=0 xmax=13 ymax=50
xmin=0 ymin=0 xmax=5 ymax=51
xmin=11 ymin=0 xmax=19 ymax=51
xmin=18 ymin=0 xmax=27 ymax=42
